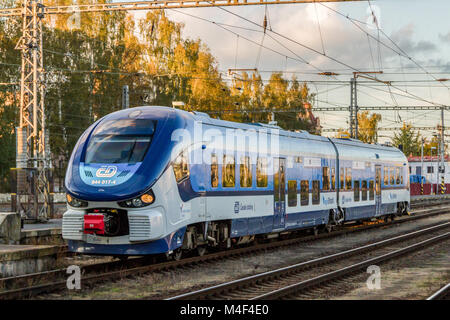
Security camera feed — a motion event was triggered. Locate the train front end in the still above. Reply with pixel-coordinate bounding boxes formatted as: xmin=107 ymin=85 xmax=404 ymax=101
xmin=62 ymin=107 xmax=186 ymax=256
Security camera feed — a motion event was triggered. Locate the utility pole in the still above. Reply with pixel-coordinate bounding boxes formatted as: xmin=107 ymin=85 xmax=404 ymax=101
xmin=122 ymin=85 xmax=129 ymax=109
xmin=440 ymin=107 xmax=445 ymax=194
xmin=15 ymin=0 xmax=50 ymax=221
xmin=349 ymin=77 xmax=357 ymax=139
xmin=421 ymin=137 xmax=424 ymax=195
xmin=349 ymin=71 xmax=386 ymax=139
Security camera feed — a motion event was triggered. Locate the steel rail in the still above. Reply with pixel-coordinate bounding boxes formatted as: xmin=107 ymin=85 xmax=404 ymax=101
xmin=167 ymin=222 xmax=450 ymax=300
xmin=426 ymin=283 xmax=450 ymax=300
xmin=252 ymin=232 xmax=450 ymax=300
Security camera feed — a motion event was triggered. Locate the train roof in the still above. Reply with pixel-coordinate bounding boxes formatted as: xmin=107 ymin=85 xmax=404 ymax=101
xmin=103 ymin=106 xmax=405 ymax=160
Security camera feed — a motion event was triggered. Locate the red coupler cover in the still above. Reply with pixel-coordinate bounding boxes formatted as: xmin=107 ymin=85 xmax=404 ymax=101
xmin=84 ymin=214 xmax=105 ymax=235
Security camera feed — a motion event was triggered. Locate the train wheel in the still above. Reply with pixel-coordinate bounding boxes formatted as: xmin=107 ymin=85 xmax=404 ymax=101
xmin=313 ymin=227 xmax=319 ymax=236
xmin=172 ymin=248 xmax=183 ymax=261
xmin=197 ymin=246 xmax=207 ymax=257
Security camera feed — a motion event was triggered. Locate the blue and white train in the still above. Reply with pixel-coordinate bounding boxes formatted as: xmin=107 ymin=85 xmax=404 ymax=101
xmin=62 ymin=106 xmax=410 ymax=257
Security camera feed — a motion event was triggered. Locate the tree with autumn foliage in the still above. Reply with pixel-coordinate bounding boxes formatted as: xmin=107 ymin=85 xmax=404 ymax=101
xmin=0 ymin=2 xmax=317 ymax=191
xmin=335 ymin=111 xmax=382 ymax=143
xmin=357 ymin=111 xmax=382 ymax=144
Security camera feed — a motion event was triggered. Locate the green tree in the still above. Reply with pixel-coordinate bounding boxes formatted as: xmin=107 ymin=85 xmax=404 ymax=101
xmin=392 ymin=123 xmax=422 ymax=156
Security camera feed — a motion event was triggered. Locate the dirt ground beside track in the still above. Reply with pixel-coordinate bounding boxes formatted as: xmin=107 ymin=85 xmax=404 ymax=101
xmin=330 ymin=241 xmax=450 ymax=300
xmin=42 ymin=212 xmax=450 ymax=300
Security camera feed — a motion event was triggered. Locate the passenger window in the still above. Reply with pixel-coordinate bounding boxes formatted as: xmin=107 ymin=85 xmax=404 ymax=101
xmin=395 ymin=167 xmax=400 ymax=185
xmin=322 ymin=167 xmax=330 ymax=191
xmin=401 ymin=169 xmax=404 ymax=185
xmin=369 ymin=180 xmax=374 ymax=200
xmin=331 ymin=168 xmax=336 ymax=191
xmin=390 ymin=168 xmax=395 ymax=185
xmin=340 ymin=168 xmax=344 ymax=189
xmin=222 ymin=155 xmax=235 ymax=187
xmin=312 ymin=180 xmax=320 ymax=205
xmin=300 ymin=180 xmax=309 ymax=206
xmin=346 ymin=168 xmax=352 ymax=190
xmin=211 ymin=154 xmax=219 ymax=188
xmin=173 ymin=150 xmax=189 ymax=183
xmin=384 ymin=167 xmax=389 ymax=186
xmin=288 ymin=180 xmax=297 ymax=207
xmin=361 ymin=180 xmax=367 ymax=201
xmin=354 ymin=180 xmax=360 ymax=201
xmin=240 ymin=156 xmax=252 ymax=188
xmin=256 ymin=157 xmax=268 ymax=187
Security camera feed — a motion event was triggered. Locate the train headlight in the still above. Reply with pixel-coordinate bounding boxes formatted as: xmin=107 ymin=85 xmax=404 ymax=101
xmin=118 ymin=190 xmax=155 ymax=208
xmin=140 ymin=193 xmax=154 ymax=204
xmin=132 ymin=198 xmax=143 ymax=207
xmin=66 ymin=194 xmax=88 ymax=208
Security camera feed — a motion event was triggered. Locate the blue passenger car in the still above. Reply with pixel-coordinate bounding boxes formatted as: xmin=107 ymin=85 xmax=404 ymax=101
xmin=62 ymin=106 xmax=410 ymax=256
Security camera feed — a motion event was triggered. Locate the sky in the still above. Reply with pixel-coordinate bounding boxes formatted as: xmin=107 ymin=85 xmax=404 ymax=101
xmin=119 ymin=0 xmax=450 ymax=143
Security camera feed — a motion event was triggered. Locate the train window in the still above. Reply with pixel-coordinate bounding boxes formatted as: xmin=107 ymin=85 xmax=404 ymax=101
xmin=390 ymin=167 xmax=395 ymax=185
xmin=331 ymin=168 xmax=336 ymax=191
xmin=427 ymin=166 xmax=434 ymax=174
xmin=240 ymin=156 xmax=252 ymax=188
xmin=395 ymin=167 xmax=400 ymax=185
xmin=211 ymin=154 xmax=219 ymax=188
xmin=300 ymin=180 xmax=309 ymax=206
xmin=222 ymin=155 xmax=235 ymax=188
xmin=312 ymin=180 xmax=320 ymax=205
xmin=345 ymin=168 xmax=352 ymax=190
xmin=384 ymin=167 xmax=389 ymax=186
xmin=288 ymin=180 xmax=298 ymax=207
xmin=369 ymin=180 xmax=374 ymax=200
xmin=86 ymin=119 xmax=155 ymax=164
xmin=322 ymin=167 xmax=330 ymax=191
xmin=340 ymin=168 xmax=344 ymax=190
xmin=256 ymin=157 xmax=268 ymax=187
xmin=173 ymin=150 xmax=189 ymax=183
xmin=361 ymin=180 xmax=368 ymax=201
xmin=354 ymin=180 xmax=360 ymax=201
xmin=401 ymin=170 xmax=404 ymax=184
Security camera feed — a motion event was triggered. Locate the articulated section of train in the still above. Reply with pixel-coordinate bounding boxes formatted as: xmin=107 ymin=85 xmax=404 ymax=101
xmin=62 ymin=106 xmax=410 ymax=256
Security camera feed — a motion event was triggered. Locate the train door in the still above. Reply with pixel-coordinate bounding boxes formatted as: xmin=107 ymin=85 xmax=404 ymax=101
xmin=273 ymin=158 xmax=286 ymax=230
xmin=197 ymin=147 xmax=207 ymax=222
xmin=375 ymin=165 xmax=382 ymax=216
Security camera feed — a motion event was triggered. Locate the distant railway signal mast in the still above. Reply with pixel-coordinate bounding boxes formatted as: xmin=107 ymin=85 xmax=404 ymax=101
xmin=0 ymin=0 xmax=366 ymax=220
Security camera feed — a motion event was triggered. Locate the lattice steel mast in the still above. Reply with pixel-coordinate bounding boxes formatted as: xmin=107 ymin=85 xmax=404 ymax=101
xmin=14 ymin=0 xmax=50 ymax=220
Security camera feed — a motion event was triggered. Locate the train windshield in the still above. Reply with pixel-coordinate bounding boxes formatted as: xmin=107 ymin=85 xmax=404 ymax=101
xmin=84 ymin=119 xmax=156 ymax=164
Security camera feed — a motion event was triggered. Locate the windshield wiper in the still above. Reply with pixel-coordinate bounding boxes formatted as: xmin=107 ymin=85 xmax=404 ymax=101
xmin=126 ymin=140 xmax=137 ymax=163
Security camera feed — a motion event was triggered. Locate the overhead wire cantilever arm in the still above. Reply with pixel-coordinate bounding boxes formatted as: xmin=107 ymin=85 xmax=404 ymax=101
xmin=0 ymin=0 xmax=367 ymax=17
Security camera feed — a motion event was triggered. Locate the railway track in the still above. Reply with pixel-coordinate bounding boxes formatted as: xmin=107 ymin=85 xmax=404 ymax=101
xmin=168 ymin=222 xmax=450 ymax=300
xmin=427 ymin=283 xmax=450 ymax=300
xmin=1 ymin=204 xmax=449 ymax=299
